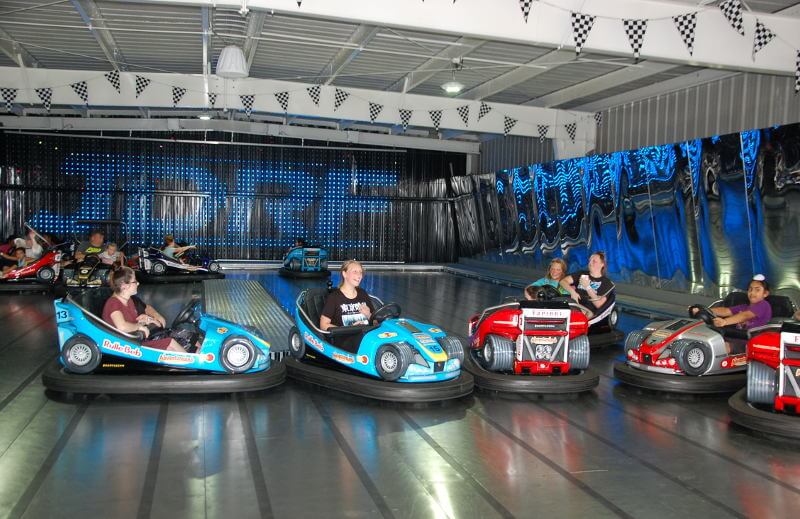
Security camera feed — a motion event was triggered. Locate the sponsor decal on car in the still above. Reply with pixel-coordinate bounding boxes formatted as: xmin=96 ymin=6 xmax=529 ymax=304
xmin=358 ymin=355 xmax=369 ymax=365
xmin=332 ymin=352 xmax=355 ymax=364
xmin=413 ymin=333 xmax=436 ymax=346
xmin=378 ymin=332 xmax=398 ymax=339
xmin=304 ymin=331 xmax=324 ymax=351
xmin=731 ymin=355 xmax=747 ymax=367
xmin=216 ymin=327 xmax=228 ymax=334
xmin=428 ymin=328 xmax=442 ymax=333
xmin=102 ymin=339 xmax=143 ymax=358
xmin=157 ymin=352 xmax=195 ymax=365
xmin=203 ymin=353 xmax=216 ymax=363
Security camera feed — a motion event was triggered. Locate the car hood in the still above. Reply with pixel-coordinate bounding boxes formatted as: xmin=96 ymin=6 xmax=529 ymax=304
xmin=637 ymin=318 xmax=718 ymax=353
xmin=366 ymin=318 xmax=448 ymax=362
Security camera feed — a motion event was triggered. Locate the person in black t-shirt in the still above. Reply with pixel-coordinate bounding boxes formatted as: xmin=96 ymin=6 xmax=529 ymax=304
xmin=321 ymin=260 xmax=375 ymax=351
xmin=560 ymin=252 xmax=615 ymax=315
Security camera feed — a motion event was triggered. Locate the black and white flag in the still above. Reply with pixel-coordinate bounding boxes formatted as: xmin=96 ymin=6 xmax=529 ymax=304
xmin=566 ymin=122 xmax=577 ymax=142
xmin=429 ymin=110 xmax=442 ymax=131
xmin=209 ymin=93 xmax=217 ymax=107
xmin=333 ymin=88 xmax=350 ymax=111
xmin=503 ymin=116 xmax=517 ymax=136
xmin=720 ymin=0 xmax=745 ymax=36
xmin=1 ymin=88 xmax=17 ymax=111
xmin=240 ymin=94 xmax=255 ymax=117
xmin=36 ymin=88 xmax=52 ymax=112
xmin=673 ymin=12 xmax=697 ymax=56
xmin=368 ymin=102 xmax=383 ymax=123
xmin=519 ymin=0 xmax=533 ymax=23
xmin=795 ymin=50 xmax=800 ymax=93
xmin=275 ymin=91 xmax=290 ymax=112
xmin=399 ymin=109 xmax=412 ymax=130
xmin=623 ymin=19 xmax=648 ymax=60
xmin=537 ymin=124 xmax=549 ymax=143
xmin=753 ymin=20 xmax=776 ymax=59
xmin=594 ymin=112 xmax=603 ymax=126
xmin=571 ymin=12 xmax=596 ymax=56
xmin=477 ymin=102 xmax=491 ymax=122
xmin=172 ymin=86 xmax=187 ymax=107
xmin=307 ymin=85 xmax=321 ymax=106
xmin=105 ymin=70 xmax=120 ymax=93
xmin=456 ymin=105 xmax=470 ymax=126
xmin=135 ymin=75 xmax=151 ymax=98
xmin=71 ymin=81 xmax=89 ymax=105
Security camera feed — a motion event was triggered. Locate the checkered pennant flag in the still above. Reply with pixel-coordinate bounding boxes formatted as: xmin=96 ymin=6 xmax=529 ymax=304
xmin=208 ymin=93 xmax=217 ymax=107
xmin=307 ymin=85 xmax=321 ymax=107
xmin=240 ymin=94 xmax=255 ymax=117
xmin=1 ymin=88 xmax=17 ymax=111
xmin=537 ymin=124 xmax=549 ymax=143
xmin=71 ymin=81 xmax=89 ymax=105
xmin=623 ymin=19 xmax=648 ymax=60
xmin=35 ymin=88 xmax=53 ymax=112
xmin=594 ymin=112 xmax=603 ymax=126
xmin=519 ymin=0 xmax=533 ymax=23
xmin=399 ymin=108 xmax=412 ymax=130
xmin=571 ymin=12 xmax=596 ymax=56
xmin=429 ymin=110 xmax=443 ymax=131
xmin=719 ymin=0 xmax=745 ymax=36
xmin=105 ymin=70 xmax=120 ymax=93
xmin=135 ymin=75 xmax=151 ymax=98
xmin=477 ymin=102 xmax=491 ymax=122
xmin=566 ymin=122 xmax=577 ymax=143
xmin=753 ymin=20 xmax=775 ymax=59
xmin=456 ymin=105 xmax=470 ymax=126
xmin=503 ymin=116 xmax=517 ymax=136
xmin=275 ymin=91 xmax=290 ymax=112
xmin=333 ymin=88 xmax=350 ymax=111
xmin=368 ymin=102 xmax=383 ymax=123
xmin=795 ymin=51 xmax=800 ymax=93
xmin=673 ymin=12 xmax=697 ymax=56
xmin=172 ymin=86 xmax=187 ymax=107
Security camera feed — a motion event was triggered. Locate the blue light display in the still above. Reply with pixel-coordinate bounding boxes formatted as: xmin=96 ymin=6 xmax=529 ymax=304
xmin=739 ymin=129 xmax=760 ymax=190
xmin=680 ymin=139 xmax=702 ymax=198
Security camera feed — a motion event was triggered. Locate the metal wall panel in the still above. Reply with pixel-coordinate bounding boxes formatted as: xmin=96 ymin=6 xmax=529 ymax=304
xmin=480 ymin=135 xmax=553 ymax=173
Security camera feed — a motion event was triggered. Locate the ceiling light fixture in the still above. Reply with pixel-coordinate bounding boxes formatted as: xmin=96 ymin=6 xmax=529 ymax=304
xmin=216 ymin=45 xmax=249 ymax=78
xmin=441 ymin=57 xmax=465 ymax=95
xmin=198 ymin=113 xmax=211 ymax=120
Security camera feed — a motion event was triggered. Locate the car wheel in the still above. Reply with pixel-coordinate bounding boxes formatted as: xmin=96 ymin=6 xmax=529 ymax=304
xmin=219 ymin=336 xmax=257 ymax=374
xmin=624 ymin=330 xmax=650 ymax=353
xmin=289 ymin=258 xmax=301 ymax=271
xmin=568 ymin=335 xmax=591 ymax=371
xmin=61 ymin=334 xmax=101 ymax=374
xmin=36 ymin=266 xmax=55 ymax=282
xmin=437 ymin=336 xmax=464 ymax=366
xmin=208 ymin=261 xmax=221 ymax=273
xmin=288 ymin=326 xmax=306 ymax=359
xmin=608 ymin=308 xmax=618 ymax=329
xmin=746 ymin=361 xmax=777 ymax=405
xmin=375 ymin=343 xmax=411 ymax=381
xmin=676 ymin=341 xmax=712 ymax=376
xmin=481 ymin=334 xmax=514 ymax=372
xmin=150 ymin=260 xmax=167 ymax=276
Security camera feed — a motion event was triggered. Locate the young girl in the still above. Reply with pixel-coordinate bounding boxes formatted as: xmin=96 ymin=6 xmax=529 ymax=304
xmin=530 ymin=258 xmax=570 ymax=295
xmin=560 ymin=252 xmax=615 ymax=313
xmin=320 ymin=260 xmax=375 ymax=351
xmin=698 ymin=275 xmax=772 ymax=330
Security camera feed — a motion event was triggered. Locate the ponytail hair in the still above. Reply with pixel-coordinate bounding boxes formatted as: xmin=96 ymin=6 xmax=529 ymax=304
xmin=109 ymin=266 xmax=135 ymax=293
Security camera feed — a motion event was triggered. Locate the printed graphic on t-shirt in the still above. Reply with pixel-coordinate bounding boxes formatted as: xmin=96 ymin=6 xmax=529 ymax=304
xmin=340 ymin=302 xmax=368 ymax=326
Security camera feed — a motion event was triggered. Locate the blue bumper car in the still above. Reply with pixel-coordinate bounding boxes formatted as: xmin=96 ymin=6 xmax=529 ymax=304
xmin=136 ymin=247 xmax=225 ymax=283
xmin=42 ymin=288 xmax=285 ymax=394
xmin=278 ymin=247 xmax=331 ymax=278
xmin=286 ymin=287 xmax=473 ymax=401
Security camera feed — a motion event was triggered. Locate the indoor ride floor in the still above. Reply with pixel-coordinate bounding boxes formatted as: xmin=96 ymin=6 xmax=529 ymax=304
xmin=1 ymin=272 xmax=799 ymax=519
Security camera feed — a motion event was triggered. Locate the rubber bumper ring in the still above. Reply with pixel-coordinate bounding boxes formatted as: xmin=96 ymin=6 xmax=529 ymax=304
xmin=588 ymin=330 xmax=625 ymax=348
xmin=278 ymin=268 xmax=331 ymax=279
xmin=136 ymin=271 xmax=225 ymax=284
xmin=728 ymin=388 xmax=800 ymax=440
xmin=613 ymin=361 xmax=745 ymax=394
xmin=463 ymin=353 xmax=599 ymax=394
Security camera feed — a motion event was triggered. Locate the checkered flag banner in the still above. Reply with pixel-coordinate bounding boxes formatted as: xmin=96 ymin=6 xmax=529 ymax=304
xmin=477 ymin=102 xmax=491 ymax=122
xmin=623 ymin=19 xmax=648 ymax=60
xmin=333 ymin=88 xmax=350 ymax=111
xmin=368 ymin=102 xmax=383 ymax=123
xmin=795 ymin=51 xmax=800 ymax=93
xmin=1 ymin=88 xmax=17 ymax=111
xmin=537 ymin=124 xmax=549 ymax=143
xmin=720 ymin=0 xmax=745 ymax=36
xmin=240 ymin=94 xmax=255 ymax=117
xmin=105 ymin=70 xmax=120 ymax=93
xmin=429 ymin=110 xmax=442 ymax=131
xmin=456 ymin=105 xmax=470 ymax=126
xmin=566 ymin=122 xmax=577 ymax=142
xmin=503 ymin=116 xmax=517 ymax=136
xmin=519 ymin=0 xmax=533 ymax=23
xmin=594 ymin=112 xmax=603 ymax=126
xmin=275 ymin=91 xmax=290 ymax=112
xmin=172 ymin=86 xmax=187 ymax=107
xmin=399 ymin=108 xmax=412 ymax=130
xmin=753 ymin=20 xmax=775 ymax=59
xmin=71 ymin=81 xmax=89 ymax=105
xmin=135 ymin=75 xmax=151 ymax=98
xmin=673 ymin=12 xmax=697 ymax=56
xmin=571 ymin=12 xmax=596 ymax=56
xmin=208 ymin=93 xmax=217 ymax=107
xmin=36 ymin=88 xmax=52 ymax=112
xmin=307 ymin=85 xmax=321 ymax=106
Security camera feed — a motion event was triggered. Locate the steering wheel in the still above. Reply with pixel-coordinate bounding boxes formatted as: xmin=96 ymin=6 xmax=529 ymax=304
xmin=147 ymin=325 xmax=171 ymax=341
xmin=370 ymin=303 xmax=402 ymax=325
xmin=689 ymin=304 xmax=716 ymax=325
xmin=529 ymin=284 xmax=562 ymax=301
xmin=172 ymin=297 xmax=201 ymax=328
xmin=82 ymin=254 xmax=101 ymax=266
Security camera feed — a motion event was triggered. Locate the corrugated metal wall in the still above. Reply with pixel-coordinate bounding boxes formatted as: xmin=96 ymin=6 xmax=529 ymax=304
xmin=479 ymin=135 xmax=554 ymax=173
xmin=596 ymin=72 xmax=800 ymax=154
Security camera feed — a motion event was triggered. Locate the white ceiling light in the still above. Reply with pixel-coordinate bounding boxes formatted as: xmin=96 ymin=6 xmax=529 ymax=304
xmin=216 ymin=45 xmax=249 ymax=78
xmin=198 ymin=113 xmax=211 ymax=120
xmin=441 ymin=57 xmax=464 ymax=95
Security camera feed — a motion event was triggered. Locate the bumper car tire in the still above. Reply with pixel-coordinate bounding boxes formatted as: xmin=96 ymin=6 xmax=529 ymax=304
xmin=437 ymin=336 xmax=465 ymax=366
xmin=481 ymin=334 xmax=514 ymax=372
xmin=220 ymin=336 xmax=258 ymax=374
xmin=288 ymin=326 xmax=305 ymax=359
xmin=746 ymin=361 xmax=777 ymax=405
xmin=375 ymin=343 xmax=412 ymax=381
xmin=613 ymin=362 xmax=745 ymax=394
xmin=61 ymin=334 xmax=102 ymax=374
xmin=37 ymin=266 xmax=55 ymax=282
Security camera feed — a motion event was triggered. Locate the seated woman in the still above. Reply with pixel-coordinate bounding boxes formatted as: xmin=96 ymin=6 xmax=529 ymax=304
xmin=102 ymin=266 xmax=187 ymax=352
xmin=560 ymin=252 xmax=615 ymax=316
xmin=320 ymin=260 xmax=375 ymax=351
xmin=693 ymin=275 xmax=772 ymax=330
xmin=530 ymin=258 xmax=570 ymax=295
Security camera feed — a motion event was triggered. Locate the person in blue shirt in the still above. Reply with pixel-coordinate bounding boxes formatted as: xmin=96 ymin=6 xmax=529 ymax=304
xmin=529 ymin=258 xmax=570 ymax=295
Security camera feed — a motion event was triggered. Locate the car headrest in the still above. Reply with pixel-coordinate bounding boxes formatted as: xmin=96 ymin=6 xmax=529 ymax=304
xmin=70 ymin=287 xmax=114 ymax=317
xmin=301 ymin=288 xmax=330 ymax=328
xmin=767 ymin=294 xmax=796 ymax=318
xmin=722 ymin=291 xmax=749 ymax=308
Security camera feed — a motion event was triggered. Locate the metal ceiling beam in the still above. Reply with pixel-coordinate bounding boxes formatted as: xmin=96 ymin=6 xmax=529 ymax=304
xmin=457 ymin=49 xmax=574 ymax=101
xmin=525 ymin=61 xmax=684 ymax=108
xmin=386 ymin=37 xmax=486 ymax=93
xmin=243 ymin=10 xmax=268 ymax=70
xmin=0 ymin=28 xmax=41 ymax=68
xmin=70 ymin=0 xmax=129 ymax=70
xmin=201 ymin=6 xmax=212 ymax=75
xmin=319 ymin=24 xmax=380 ymax=85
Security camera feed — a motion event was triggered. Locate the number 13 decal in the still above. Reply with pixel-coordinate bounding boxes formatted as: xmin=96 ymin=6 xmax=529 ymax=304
xmin=56 ymin=310 xmax=69 ymax=321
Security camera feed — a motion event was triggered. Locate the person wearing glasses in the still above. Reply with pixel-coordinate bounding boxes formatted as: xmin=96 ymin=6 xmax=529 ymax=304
xmin=102 ymin=266 xmax=186 ymax=352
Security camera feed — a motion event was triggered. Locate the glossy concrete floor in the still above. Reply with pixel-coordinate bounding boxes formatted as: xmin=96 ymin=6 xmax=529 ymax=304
xmin=1 ymin=272 xmax=800 ymax=519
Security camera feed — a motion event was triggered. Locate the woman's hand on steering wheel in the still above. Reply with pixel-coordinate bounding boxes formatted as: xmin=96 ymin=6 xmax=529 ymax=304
xmin=370 ymin=303 xmax=401 ymax=325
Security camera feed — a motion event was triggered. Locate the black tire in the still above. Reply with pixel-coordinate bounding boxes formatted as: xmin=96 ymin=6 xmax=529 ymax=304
xmin=375 ymin=343 xmax=411 ymax=381
xmin=219 ymin=336 xmax=257 ymax=374
xmin=288 ymin=326 xmax=305 ymax=359
xmin=729 ymin=388 xmax=800 ymax=440
xmin=37 ymin=266 xmax=55 ymax=282
xmin=208 ymin=261 xmax=221 ymax=273
xmin=61 ymin=334 xmax=101 ymax=374
xmin=624 ymin=329 xmax=651 ymax=353
xmin=675 ymin=341 xmax=712 ymax=376
xmin=289 ymin=258 xmax=301 ymax=271
xmin=567 ymin=335 xmax=590 ymax=371
xmin=150 ymin=260 xmax=167 ymax=276
xmin=608 ymin=308 xmax=618 ymax=329
xmin=437 ymin=336 xmax=464 ymax=365
xmin=746 ymin=361 xmax=777 ymax=405
xmin=481 ymin=334 xmax=514 ymax=372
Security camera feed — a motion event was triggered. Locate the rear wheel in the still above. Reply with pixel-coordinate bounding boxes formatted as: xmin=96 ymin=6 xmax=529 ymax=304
xmin=437 ymin=336 xmax=464 ymax=366
xmin=61 ymin=334 xmax=101 ymax=374
xmin=375 ymin=343 xmax=411 ymax=381
xmin=481 ymin=334 xmax=514 ymax=372
xmin=219 ymin=336 xmax=257 ymax=373
xmin=288 ymin=327 xmax=306 ymax=359
xmin=289 ymin=258 xmax=301 ymax=271
xmin=624 ymin=330 xmax=650 ymax=353
xmin=568 ymin=335 xmax=590 ymax=370
xmin=208 ymin=261 xmax=221 ymax=273
xmin=150 ymin=261 xmax=167 ymax=275
xmin=676 ymin=341 xmax=712 ymax=376
xmin=746 ymin=361 xmax=777 ymax=405
xmin=36 ymin=266 xmax=55 ymax=282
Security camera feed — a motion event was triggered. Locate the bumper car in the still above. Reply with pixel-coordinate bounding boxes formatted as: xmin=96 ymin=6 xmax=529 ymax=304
xmin=581 ymin=294 xmax=624 ymax=348
xmin=0 ymin=249 xmax=63 ymax=293
xmin=286 ymin=287 xmax=473 ymax=402
xmin=614 ymin=293 xmax=796 ymax=394
xmin=61 ymin=254 xmax=113 ymax=289
xmin=729 ymin=321 xmax=800 ymax=439
xmin=136 ymin=247 xmax=224 ymax=283
xmin=278 ymin=247 xmax=331 ymax=278
xmin=464 ymin=285 xmax=599 ymax=393
xmin=42 ymin=288 xmax=285 ymax=394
